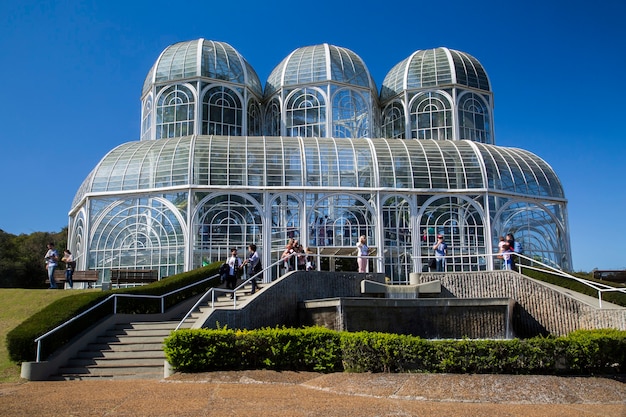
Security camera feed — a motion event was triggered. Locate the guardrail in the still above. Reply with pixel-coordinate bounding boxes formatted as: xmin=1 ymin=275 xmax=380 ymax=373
xmin=33 ymin=275 xmax=216 ymax=362
xmin=175 ymin=257 xmax=287 ymax=331
xmin=511 ymin=253 xmax=626 ymax=309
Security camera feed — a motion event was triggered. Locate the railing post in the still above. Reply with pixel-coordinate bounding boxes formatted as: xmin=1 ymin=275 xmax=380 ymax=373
xmin=35 ymin=341 xmax=41 ymax=363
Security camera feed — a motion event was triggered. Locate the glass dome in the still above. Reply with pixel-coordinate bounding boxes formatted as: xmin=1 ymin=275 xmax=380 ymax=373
xmin=141 ymin=39 xmax=262 ymax=98
xmin=72 ymin=136 xmax=564 ymax=208
xmin=381 ymin=47 xmax=491 ymax=102
xmin=264 ymin=43 xmax=377 ymax=98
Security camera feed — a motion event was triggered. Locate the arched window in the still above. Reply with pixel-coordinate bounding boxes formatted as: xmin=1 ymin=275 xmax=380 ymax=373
xmin=90 ymin=197 xmax=186 ymax=278
xmin=264 ymin=99 xmax=281 ymax=136
xmin=420 ymin=196 xmax=486 ymax=272
xmin=193 ymin=193 xmax=262 ymax=269
xmin=381 ymin=102 xmax=405 ymax=139
xmin=247 ymin=100 xmax=262 ymax=136
xmin=410 ymin=92 xmax=452 ymax=140
xmin=493 ymin=200 xmax=569 ymax=270
xmin=458 ymin=93 xmax=491 ymax=143
xmin=382 ymin=196 xmax=412 ymax=283
xmin=202 ymin=86 xmax=242 ymax=136
xmin=156 ymin=85 xmax=194 ymax=139
xmin=332 ymin=89 xmax=369 ymax=138
xmin=286 ymin=88 xmax=326 ymax=137
xmin=141 ymin=95 xmax=153 ymax=141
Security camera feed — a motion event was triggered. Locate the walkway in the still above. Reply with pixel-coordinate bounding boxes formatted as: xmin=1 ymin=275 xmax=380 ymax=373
xmin=1 ymin=371 xmax=624 ymax=416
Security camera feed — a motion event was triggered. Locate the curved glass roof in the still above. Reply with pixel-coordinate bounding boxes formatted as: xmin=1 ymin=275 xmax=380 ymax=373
xmin=264 ymin=43 xmax=377 ymax=97
xmin=73 ymin=136 xmax=564 ymax=208
xmin=381 ymin=47 xmax=491 ymax=102
xmin=142 ymin=39 xmax=262 ymax=97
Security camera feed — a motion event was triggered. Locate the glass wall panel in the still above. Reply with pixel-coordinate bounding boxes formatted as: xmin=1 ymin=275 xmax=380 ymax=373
xmin=202 ymin=86 xmax=242 ymax=136
xmin=193 ymin=193 xmax=262 ymax=269
xmin=381 ymin=101 xmax=406 ymax=139
xmin=382 ymin=195 xmax=412 ymax=283
xmin=458 ymin=92 xmax=491 ymax=144
xmin=156 ymin=85 xmax=195 ymax=139
xmin=410 ymin=92 xmax=452 ymax=140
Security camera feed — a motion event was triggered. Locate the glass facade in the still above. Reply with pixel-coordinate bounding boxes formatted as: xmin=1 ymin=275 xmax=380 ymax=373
xmin=68 ymin=40 xmax=571 ymax=284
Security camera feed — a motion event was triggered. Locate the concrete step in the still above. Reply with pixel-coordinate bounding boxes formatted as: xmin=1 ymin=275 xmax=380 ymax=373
xmin=95 ymin=335 xmax=169 ymax=344
xmin=57 ymin=365 xmax=164 ymax=379
xmin=67 ymin=357 xmax=164 ymax=367
xmin=76 ymin=349 xmax=165 ymax=359
xmin=85 ymin=342 xmax=165 ymax=351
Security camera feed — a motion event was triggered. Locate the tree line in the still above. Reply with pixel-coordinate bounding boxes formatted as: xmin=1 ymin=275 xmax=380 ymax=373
xmin=0 ymin=228 xmax=68 ymax=288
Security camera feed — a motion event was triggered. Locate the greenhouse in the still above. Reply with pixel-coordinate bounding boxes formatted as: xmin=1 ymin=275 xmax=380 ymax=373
xmin=68 ymin=39 xmax=571 ymax=283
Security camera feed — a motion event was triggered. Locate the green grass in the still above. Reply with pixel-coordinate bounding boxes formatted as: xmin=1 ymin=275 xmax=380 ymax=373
xmin=0 ymin=289 xmax=96 ymax=382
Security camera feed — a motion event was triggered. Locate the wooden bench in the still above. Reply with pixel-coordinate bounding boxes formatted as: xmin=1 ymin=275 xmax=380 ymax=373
xmin=45 ymin=270 xmax=99 ymax=289
xmin=110 ymin=269 xmax=158 ymax=288
xmin=593 ymin=270 xmax=626 ymax=283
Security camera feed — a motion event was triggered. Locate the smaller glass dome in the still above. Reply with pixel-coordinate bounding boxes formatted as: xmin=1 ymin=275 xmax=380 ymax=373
xmin=142 ymin=39 xmax=262 ymax=97
xmin=381 ymin=47 xmax=490 ymax=102
xmin=264 ymin=43 xmax=377 ymax=98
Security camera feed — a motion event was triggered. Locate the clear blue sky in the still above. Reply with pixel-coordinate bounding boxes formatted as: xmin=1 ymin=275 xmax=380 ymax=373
xmin=1 ymin=0 xmax=624 ymax=272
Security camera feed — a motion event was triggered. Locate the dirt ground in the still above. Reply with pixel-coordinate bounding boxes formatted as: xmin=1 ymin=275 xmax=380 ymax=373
xmin=0 ymin=371 xmax=624 ymax=416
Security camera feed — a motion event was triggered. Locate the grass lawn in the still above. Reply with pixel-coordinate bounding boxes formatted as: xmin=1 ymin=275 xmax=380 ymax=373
xmin=0 ymin=289 xmax=83 ymax=382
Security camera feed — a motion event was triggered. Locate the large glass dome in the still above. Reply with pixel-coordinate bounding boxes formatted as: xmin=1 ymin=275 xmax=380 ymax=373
xmin=380 ymin=47 xmax=490 ymax=102
xmin=264 ymin=43 xmax=377 ymax=98
xmin=142 ymin=39 xmax=262 ymax=98
xmin=72 ymin=136 xmax=564 ymax=208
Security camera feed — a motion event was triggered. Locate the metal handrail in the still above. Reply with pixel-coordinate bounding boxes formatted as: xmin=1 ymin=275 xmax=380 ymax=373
xmin=33 ymin=274 xmax=217 ymax=362
xmin=174 ymin=258 xmax=287 ymax=331
xmin=511 ymin=253 xmax=626 ymax=308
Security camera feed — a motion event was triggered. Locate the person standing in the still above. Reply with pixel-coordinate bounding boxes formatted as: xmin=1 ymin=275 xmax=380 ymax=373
xmin=432 ymin=235 xmax=447 ymax=272
xmin=226 ymin=248 xmax=242 ymax=299
xmin=356 ymin=235 xmax=369 ymax=273
xmin=242 ymin=244 xmax=260 ymax=294
xmin=501 ymin=244 xmax=513 ymax=270
xmin=61 ymin=249 xmax=75 ymax=289
xmin=44 ymin=242 xmax=59 ymax=289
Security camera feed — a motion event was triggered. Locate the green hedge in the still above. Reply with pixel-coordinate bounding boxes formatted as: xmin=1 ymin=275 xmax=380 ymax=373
xmin=164 ymin=327 xmax=626 ymax=375
xmin=7 ymin=263 xmax=221 ymax=363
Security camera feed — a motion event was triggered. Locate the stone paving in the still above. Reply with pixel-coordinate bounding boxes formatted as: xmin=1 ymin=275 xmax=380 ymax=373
xmin=0 ymin=371 xmax=624 ymax=416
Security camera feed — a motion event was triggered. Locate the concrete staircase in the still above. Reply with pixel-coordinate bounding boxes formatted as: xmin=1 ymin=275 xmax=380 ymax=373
xmin=52 ymin=286 xmax=258 ymax=380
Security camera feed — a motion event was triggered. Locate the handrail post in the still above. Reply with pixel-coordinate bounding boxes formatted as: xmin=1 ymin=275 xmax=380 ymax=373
xmin=36 ymin=341 xmax=41 ymax=363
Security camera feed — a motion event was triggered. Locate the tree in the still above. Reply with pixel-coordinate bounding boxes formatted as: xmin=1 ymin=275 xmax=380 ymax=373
xmin=0 ymin=228 xmax=67 ymax=288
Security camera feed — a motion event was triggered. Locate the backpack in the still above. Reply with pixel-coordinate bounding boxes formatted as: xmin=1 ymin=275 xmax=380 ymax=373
xmin=513 ymin=241 xmax=523 ymax=254
xmin=219 ymin=263 xmax=230 ymax=283
xmin=252 ymin=260 xmax=262 ymax=274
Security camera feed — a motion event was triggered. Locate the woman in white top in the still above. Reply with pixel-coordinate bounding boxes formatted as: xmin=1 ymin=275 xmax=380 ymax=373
xmin=356 ymin=235 xmax=369 ymax=273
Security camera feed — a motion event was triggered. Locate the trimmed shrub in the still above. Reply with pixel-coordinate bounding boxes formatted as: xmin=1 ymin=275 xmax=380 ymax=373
xmin=164 ymin=328 xmax=626 ymax=376
xmin=7 ymin=263 xmax=221 ymax=363
xmin=165 ymin=327 xmax=343 ymax=373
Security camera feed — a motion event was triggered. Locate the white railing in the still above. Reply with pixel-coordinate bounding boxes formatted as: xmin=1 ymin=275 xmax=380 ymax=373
xmin=511 ymin=253 xmax=626 ymax=309
xmin=33 ymin=275 xmax=216 ymax=362
xmin=429 ymin=251 xmax=626 ymax=309
xmin=174 ymin=257 xmax=287 ymax=331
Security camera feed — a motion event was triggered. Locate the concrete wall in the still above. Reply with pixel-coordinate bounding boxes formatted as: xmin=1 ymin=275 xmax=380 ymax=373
xmin=299 ymin=298 xmax=515 ymax=339
xmin=415 ymin=271 xmax=626 ymax=337
xmin=200 ymin=270 xmax=626 ymax=337
xmin=200 ymin=271 xmax=384 ymax=330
